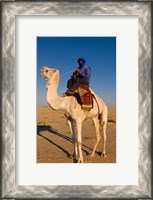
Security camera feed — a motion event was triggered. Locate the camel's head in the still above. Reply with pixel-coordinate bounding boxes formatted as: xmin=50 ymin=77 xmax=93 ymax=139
xmin=41 ymin=66 xmax=59 ymax=81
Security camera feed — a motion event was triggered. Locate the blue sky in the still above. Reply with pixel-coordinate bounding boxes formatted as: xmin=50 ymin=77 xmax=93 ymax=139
xmin=37 ymin=37 xmax=116 ymax=108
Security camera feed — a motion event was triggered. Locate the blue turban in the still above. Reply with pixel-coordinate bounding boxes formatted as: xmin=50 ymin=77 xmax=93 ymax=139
xmin=77 ymin=58 xmax=86 ymax=67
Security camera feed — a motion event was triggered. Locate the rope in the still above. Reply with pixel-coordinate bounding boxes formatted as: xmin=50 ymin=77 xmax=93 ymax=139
xmin=60 ymin=69 xmax=76 ymax=77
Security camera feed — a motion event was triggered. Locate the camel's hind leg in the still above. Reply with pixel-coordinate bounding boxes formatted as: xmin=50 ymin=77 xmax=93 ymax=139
xmin=90 ymin=117 xmax=101 ymax=157
xmin=101 ymin=121 xmax=107 ymax=157
xmin=101 ymin=106 xmax=108 ymax=157
xmin=67 ymin=118 xmax=77 ymax=160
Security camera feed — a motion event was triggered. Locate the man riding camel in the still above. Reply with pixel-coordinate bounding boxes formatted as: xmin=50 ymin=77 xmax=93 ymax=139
xmin=66 ymin=57 xmax=91 ymax=95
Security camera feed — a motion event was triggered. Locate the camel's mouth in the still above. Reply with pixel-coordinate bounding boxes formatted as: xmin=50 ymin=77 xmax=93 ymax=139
xmin=40 ymin=70 xmax=44 ymax=77
xmin=40 ymin=68 xmax=48 ymax=79
xmin=40 ymin=71 xmax=44 ymax=77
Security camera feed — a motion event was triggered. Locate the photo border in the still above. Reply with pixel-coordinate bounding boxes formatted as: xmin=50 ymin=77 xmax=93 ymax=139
xmin=1 ymin=1 xmax=152 ymax=199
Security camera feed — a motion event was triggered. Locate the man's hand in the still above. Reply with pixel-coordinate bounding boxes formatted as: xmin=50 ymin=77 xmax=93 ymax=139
xmin=76 ymin=68 xmax=81 ymax=73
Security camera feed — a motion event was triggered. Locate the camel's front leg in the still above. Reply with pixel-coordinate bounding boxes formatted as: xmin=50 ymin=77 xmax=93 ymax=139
xmin=76 ymin=120 xmax=83 ymax=163
xmin=67 ymin=119 xmax=77 ymax=160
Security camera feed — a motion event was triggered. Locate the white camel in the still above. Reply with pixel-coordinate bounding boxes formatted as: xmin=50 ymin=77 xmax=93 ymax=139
xmin=41 ymin=66 xmax=108 ymax=163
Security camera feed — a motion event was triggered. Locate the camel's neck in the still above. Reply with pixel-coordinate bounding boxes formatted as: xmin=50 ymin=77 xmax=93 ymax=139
xmin=46 ymin=76 xmax=65 ymax=110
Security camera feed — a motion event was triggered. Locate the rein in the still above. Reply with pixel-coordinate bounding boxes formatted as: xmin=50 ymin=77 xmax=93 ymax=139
xmin=60 ymin=69 xmax=76 ymax=77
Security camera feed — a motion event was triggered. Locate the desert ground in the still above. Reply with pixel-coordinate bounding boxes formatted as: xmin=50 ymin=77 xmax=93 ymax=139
xmin=37 ymin=106 xmax=116 ymax=163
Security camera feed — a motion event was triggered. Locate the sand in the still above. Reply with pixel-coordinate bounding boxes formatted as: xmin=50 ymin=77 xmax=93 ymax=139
xmin=37 ymin=106 xmax=116 ymax=163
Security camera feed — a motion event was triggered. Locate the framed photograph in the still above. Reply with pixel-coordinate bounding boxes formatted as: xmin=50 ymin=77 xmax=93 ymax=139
xmin=1 ymin=1 xmax=152 ymax=199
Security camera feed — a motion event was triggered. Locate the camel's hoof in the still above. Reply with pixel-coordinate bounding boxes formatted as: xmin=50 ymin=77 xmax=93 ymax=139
xmin=101 ymin=152 xmax=106 ymax=157
xmin=69 ymin=154 xmax=76 ymax=159
xmin=77 ymin=158 xmax=83 ymax=163
xmin=69 ymin=154 xmax=78 ymax=163
xmin=89 ymin=153 xmax=95 ymax=157
xmin=68 ymin=155 xmax=73 ymax=159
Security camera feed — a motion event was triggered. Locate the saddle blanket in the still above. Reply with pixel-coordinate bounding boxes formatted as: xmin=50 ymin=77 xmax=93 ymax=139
xmin=77 ymin=85 xmax=93 ymax=110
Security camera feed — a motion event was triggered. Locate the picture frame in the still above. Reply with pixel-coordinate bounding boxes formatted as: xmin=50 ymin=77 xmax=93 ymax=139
xmin=0 ymin=1 xmax=152 ymax=199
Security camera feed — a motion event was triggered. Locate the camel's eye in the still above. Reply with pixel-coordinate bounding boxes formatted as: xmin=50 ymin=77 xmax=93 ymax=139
xmin=46 ymin=70 xmax=48 ymax=73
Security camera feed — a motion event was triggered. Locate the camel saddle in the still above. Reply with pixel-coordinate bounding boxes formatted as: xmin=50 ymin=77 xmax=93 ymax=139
xmin=64 ymin=85 xmax=93 ymax=110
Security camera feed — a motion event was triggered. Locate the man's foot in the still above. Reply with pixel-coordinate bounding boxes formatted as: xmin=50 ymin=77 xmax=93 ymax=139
xmin=63 ymin=91 xmax=74 ymax=96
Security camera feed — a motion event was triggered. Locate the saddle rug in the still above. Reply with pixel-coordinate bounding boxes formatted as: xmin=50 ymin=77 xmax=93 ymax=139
xmin=77 ymin=85 xmax=93 ymax=109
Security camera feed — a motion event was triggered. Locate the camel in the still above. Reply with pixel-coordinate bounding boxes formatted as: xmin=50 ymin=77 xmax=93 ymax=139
xmin=40 ymin=66 xmax=108 ymax=163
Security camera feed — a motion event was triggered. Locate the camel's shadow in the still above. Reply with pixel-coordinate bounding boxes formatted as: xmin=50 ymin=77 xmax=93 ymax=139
xmin=37 ymin=125 xmax=91 ymax=162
